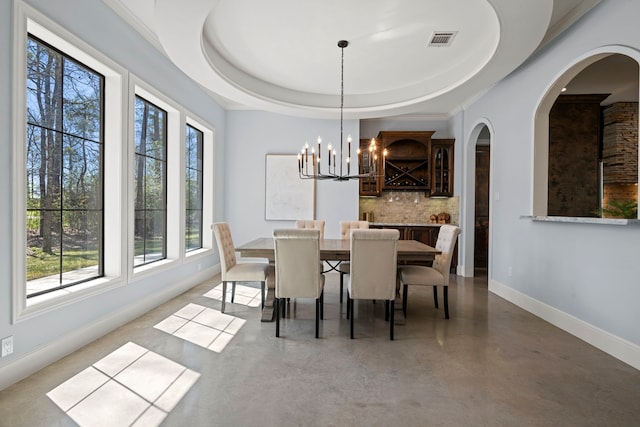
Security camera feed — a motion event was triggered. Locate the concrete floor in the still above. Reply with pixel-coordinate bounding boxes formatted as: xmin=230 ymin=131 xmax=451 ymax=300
xmin=1 ymin=272 xmax=639 ymax=426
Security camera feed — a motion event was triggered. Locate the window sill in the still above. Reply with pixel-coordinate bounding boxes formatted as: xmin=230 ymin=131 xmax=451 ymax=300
xmin=20 ymin=276 xmax=124 ymax=321
xmin=185 ymin=247 xmax=213 ymax=259
xmin=131 ymin=258 xmax=177 ymax=281
xmin=521 ymin=215 xmax=640 ymax=225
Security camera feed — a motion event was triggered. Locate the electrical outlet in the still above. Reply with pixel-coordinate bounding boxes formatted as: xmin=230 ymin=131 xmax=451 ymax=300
xmin=508 ymin=266 xmax=513 ymax=277
xmin=197 ymin=263 xmax=202 ymax=271
xmin=1 ymin=336 xmax=14 ymax=357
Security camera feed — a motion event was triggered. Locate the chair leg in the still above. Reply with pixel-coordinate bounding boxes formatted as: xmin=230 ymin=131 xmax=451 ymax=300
xmin=315 ymin=298 xmax=320 ymax=339
xmin=260 ymin=281 xmax=265 ymax=309
xmin=390 ymin=299 xmax=395 ymax=340
xmin=320 ymin=290 xmax=324 ymax=320
xmin=349 ymin=296 xmax=355 ymax=339
xmin=402 ymin=284 xmax=408 ymax=316
xmin=281 ymin=298 xmax=286 ymax=319
xmin=443 ymin=286 xmax=449 ymax=319
xmin=275 ymin=297 xmax=280 ymax=337
xmin=231 ymin=281 xmax=236 ymax=303
xmin=221 ymin=281 xmax=227 ymax=313
xmin=346 ymin=291 xmax=351 ymax=319
xmin=433 ymin=286 xmax=439 ymax=308
xmin=384 ymin=300 xmax=390 ymax=321
xmin=339 ymin=272 xmax=345 ymax=303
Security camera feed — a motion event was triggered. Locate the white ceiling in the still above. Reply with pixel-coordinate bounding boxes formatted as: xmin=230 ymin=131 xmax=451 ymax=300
xmin=104 ymin=0 xmax=602 ymax=119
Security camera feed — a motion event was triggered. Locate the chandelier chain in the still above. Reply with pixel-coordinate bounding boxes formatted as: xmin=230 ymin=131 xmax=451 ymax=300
xmin=340 ymin=42 xmax=345 ymax=176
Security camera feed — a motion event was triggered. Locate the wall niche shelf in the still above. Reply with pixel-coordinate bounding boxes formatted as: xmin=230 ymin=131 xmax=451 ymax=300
xmin=379 ymin=131 xmax=433 ymax=192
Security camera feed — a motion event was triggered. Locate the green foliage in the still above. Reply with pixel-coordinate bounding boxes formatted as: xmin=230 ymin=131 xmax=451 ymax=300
xmin=596 ymin=199 xmax=638 ymax=219
xmin=26 ymin=247 xmax=99 ymax=281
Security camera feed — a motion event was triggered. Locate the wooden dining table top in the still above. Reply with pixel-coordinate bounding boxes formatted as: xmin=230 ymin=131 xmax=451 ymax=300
xmin=236 ymin=237 xmax=440 ymax=262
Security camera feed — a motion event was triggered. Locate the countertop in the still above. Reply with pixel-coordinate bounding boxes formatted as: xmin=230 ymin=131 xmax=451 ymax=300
xmin=371 ymin=222 xmax=444 ymax=228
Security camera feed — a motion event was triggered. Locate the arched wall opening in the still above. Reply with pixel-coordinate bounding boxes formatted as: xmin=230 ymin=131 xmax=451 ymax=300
xmin=533 ymin=48 xmax=639 ymax=218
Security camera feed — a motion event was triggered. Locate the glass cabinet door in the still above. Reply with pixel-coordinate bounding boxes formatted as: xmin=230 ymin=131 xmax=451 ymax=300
xmin=431 ymin=140 xmax=454 ymax=197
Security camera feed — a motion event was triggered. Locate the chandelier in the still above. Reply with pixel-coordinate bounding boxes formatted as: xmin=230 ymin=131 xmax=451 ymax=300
xmin=298 ymin=40 xmax=386 ymax=181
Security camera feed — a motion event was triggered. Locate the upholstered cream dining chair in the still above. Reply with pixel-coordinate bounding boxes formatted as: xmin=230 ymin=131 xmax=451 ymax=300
xmin=347 ymin=229 xmax=399 ymax=340
xmin=398 ymin=224 xmax=460 ymax=319
xmin=338 ymin=220 xmax=369 ymax=302
xmin=273 ymin=229 xmax=325 ymax=338
xmin=295 ymin=219 xmax=326 ymax=238
xmin=213 ymin=222 xmax=271 ymax=313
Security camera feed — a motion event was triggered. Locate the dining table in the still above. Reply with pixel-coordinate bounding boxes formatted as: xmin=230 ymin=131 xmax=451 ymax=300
xmin=235 ymin=237 xmax=441 ymax=322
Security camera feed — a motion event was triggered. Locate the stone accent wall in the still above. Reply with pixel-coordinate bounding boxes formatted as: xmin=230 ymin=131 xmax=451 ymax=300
xmin=602 ymin=102 xmax=639 ymax=215
xmin=359 ymin=192 xmax=459 ymax=225
xmin=548 ymin=95 xmax=606 ymax=217
xmin=603 ymin=183 xmax=638 ymax=207
xmin=602 ymin=102 xmax=638 ymax=184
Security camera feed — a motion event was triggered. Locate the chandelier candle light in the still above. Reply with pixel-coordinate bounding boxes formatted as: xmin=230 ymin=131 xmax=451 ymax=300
xmin=297 ymin=40 xmax=387 ymax=181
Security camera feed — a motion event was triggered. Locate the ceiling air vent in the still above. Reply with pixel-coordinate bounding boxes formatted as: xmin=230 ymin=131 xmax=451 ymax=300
xmin=428 ymin=31 xmax=457 ymax=47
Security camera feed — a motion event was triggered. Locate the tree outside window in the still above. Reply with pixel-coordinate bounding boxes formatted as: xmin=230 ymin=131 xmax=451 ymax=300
xmin=185 ymin=124 xmax=204 ymax=252
xmin=134 ymin=96 xmax=167 ymax=266
xmin=25 ymin=35 xmax=104 ymax=297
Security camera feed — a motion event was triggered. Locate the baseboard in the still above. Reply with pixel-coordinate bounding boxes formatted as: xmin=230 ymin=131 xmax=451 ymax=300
xmin=489 ymin=279 xmax=640 ymax=371
xmin=457 ymin=264 xmax=474 ymax=277
xmin=0 ymin=266 xmax=218 ymax=391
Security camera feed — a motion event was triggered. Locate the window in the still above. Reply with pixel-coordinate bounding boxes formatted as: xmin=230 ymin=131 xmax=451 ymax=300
xmin=133 ymin=96 xmax=168 ymax=266
xmin=25 ymin=35 xmax=104 ymax=297
xmin=185 ymin=124 xmax=204 ymax=252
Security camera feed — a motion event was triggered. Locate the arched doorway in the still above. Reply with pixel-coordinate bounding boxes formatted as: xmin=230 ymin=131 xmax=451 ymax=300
xmin=461 ymin=122 xmax=493 ymax=278
xmin=474 ymin=126 xmax=491 ymax=275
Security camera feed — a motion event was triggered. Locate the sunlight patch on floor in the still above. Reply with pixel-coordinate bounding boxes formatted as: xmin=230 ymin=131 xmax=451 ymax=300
xmin=46 ymin=342 xmax=199 ymax=427
xmin=154 ymin=303 xmax=246 ymax=353
xmin=203 ymin=282 xmax=263 ymax=307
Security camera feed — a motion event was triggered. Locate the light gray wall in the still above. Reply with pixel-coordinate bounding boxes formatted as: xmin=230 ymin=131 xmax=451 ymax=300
xmin=360 ymin=117 xmax=455 ymax=139
xmin=225 ymin=110 xmax=359 ymax=242
xmin=463 ymin=0 xmax=640 ymax=346
xmin=0 ymin=0 xmax=226 ymax=383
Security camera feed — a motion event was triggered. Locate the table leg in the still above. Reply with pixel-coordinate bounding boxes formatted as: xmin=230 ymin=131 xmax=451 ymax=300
xmin=261 ymin=268 xmax=276 ymax=322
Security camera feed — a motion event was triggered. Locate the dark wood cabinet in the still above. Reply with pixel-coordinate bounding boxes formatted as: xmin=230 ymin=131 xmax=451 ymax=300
xmin=379 ymin=131 xmax=434 ymax=191
xmin=431 ymin=139 xmax=455 ymax=197
xmin=358 ymin=138 xmax=383 ymax=196
xmin=357 ymin=131 xmax=455 ymax=197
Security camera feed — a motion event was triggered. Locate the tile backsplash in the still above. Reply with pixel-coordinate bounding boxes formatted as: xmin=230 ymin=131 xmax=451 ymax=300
xmin=359 ymin=192 xmax=459 ymax=225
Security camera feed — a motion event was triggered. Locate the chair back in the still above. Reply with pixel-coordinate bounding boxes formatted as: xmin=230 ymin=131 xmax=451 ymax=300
xmin=340 ymin=221 xmax=369 ymax=239
xmin=213 ymin=222 xmax=237 ymax=280
xmin=273 ymin=229 xmax=323 ymax=299
xmin=295 ymin=220 xmax=326 ymax=238
xmin=432 ymin=225 xmax=461 ymax=285
xmin=349 ymin=229 xmax=399 ymax=300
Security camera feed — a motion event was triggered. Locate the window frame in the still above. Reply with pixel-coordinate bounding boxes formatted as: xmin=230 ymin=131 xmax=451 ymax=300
xmin=132 ymin=94 xmax=169 ymax=267
xmin=184 ymin=115 xmax=215 ymax=258
xmin=25 ymin=33 xmax=106 ymax=297
xmin=185 ymin=123 xmax=204 ymax=252
xmin=128 ymin=81 xmax=181 ymax=280
xmin=12 ymin=4 xmax=127 ymax=320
